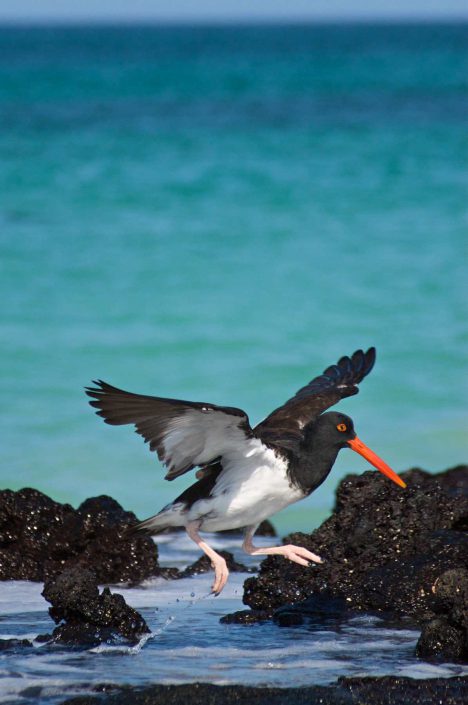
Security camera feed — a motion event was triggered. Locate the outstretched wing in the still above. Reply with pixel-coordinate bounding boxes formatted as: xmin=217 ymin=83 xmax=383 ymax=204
xmin=255 ymin=348 xmax=376 ymax=449
xmin=86 ymin=381 xmax=253 ymax=481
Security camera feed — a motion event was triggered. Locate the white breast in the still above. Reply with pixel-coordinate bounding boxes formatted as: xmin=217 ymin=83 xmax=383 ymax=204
xmin=187 ymin=438 xmax=305 ymax=531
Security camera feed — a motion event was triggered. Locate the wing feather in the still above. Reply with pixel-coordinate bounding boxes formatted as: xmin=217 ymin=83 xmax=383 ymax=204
xmin=85 ymin=381 xmax=253 ymax=481
xmin=255 ymin=348 xmax=376 ymax=448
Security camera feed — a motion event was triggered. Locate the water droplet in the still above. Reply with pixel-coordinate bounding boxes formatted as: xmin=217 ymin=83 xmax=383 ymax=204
xmin=190 ymin=592 xmax=195 ymax=597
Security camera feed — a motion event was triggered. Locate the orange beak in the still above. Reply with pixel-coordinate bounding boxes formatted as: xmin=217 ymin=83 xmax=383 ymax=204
xmin=347 ymin=437 xmax=406 ymax=488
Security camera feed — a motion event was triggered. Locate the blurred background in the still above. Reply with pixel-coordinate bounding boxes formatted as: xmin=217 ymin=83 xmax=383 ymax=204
xmin=1 ymin=2 xmax=467 ymax=533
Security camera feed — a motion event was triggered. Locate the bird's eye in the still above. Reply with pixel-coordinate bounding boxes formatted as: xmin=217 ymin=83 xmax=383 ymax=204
xmin=337 ymin=423 xmax=347 ymax=432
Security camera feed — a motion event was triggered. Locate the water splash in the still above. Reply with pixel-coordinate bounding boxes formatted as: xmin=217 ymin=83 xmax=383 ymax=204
xmin=89 ymin=587 xmax=212 ymax=655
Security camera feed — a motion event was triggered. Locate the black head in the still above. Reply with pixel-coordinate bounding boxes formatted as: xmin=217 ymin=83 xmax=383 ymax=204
xmin=291 ymin=411 xmax=357 ymax=494
xmin=310 ymin=411 xmax=357 ymax=449
xmin=290 ymin=410 xmax=406 ymax=494
xmin=304 ymin=410 xmax=406 ymax=489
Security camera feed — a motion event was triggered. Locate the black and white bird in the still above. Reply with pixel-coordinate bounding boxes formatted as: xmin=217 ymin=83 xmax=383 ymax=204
xmin=86 ymin=347 xmax=405 ymax=594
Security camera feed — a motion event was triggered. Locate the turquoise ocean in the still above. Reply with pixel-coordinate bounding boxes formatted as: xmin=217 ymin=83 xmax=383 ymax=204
xmin=1 ymin=22 xmax=467 ymax=534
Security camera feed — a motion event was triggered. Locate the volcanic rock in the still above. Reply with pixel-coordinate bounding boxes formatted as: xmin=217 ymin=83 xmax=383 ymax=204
xmin=228 ymin=465 xmax=468 ymax=663
xmin=0 ymin=489 xmax=160 ymax=583
xmin=38 ymin=565 xmax=150 ymax=646
xmin=416 ymin=567 xmax=468 ymax=662
xmin=58 ymin=676 xmax=468 ymax=705
xmin=0 ymin=638 xmax=33 ymax=651
xmin=220 ymin=609 xmax=272 ymax=625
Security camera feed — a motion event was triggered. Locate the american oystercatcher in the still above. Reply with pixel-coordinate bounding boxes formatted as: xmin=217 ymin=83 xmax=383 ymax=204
xmin=86 ymin=347 xmax=405 ymax=594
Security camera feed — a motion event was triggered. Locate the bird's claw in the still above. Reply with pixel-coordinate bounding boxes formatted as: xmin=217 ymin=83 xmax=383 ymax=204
xmin=280 ymin=544 xmax=323 ymax=567
xmin=210 ymin=560 xmax=229 ymax=595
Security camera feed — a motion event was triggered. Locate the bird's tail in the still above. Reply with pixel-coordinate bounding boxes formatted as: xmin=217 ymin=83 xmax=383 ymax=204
xmin=125 ymin=503 xmax=184 ymax=537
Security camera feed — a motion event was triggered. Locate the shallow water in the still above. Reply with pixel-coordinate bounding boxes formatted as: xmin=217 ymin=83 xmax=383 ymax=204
xmin=0 ymin=533 xmax=466 ymax=704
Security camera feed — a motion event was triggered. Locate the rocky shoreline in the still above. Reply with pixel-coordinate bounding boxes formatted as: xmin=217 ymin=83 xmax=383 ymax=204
xmin=0 ymin=465 xmax=466 ymax=701
xmin=0 ymin=490 xmax=160 ymax=584
xmin=60 ymin=676 xmax=468 ymax=705
xmin=226 ymin=465 xmax=468 ymax=664
xmin=0 ymin=487 xmax=270 ymax=648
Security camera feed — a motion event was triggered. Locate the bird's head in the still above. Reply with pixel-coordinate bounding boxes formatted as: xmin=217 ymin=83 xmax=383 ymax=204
xmin=316 ymin=411 xmax=406 ymax=488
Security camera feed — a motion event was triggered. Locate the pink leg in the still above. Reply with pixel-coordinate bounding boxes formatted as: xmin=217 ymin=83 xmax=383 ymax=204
xmin=242 ymin=524 xmax=323 ymax=566
xmin=186 ymin=522 xmax=229 ymax=595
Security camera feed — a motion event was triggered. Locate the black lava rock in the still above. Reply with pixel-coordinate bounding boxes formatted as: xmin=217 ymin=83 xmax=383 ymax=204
xmin=242 ymin=466 xmax=467 ymax=616
xmin=220 ymin=610 xmax=272 ymax=625
xmin=273 ymin=593 xmax=351 ymax=627
xmin=416 ymin=618 xmax=466 ymax=662
xmin=0 ymin=638 xmax=33 ymax=651
xmin=58 ymin=676 xmax=468 ymax=705
xmin=230 ymin=465 xmax=468 ymax=662
xmin=39 ymin=566 xmax=150 ymax=647
xmin=432 ymin=568 xmax=468 ymax=632
xmin=416 ymin=567 xmax=468 ymax=662
xmin=0 ymin=489 xmax=160 ymax=583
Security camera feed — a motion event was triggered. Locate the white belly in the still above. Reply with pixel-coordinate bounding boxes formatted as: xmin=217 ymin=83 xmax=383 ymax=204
xmin=186 ymin=439 xmax=305 ymax=531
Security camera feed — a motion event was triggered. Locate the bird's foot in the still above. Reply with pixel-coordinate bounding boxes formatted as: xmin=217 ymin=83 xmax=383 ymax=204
xmin=186 ymin=522 xmax=231 ymax=595
xmin=210 ymin=555 xmax=229 ymax=596
xmin=268 ymin=544 xmax=323 ymax=567
xmin=243 ymin=536 xmax=323 ymax=567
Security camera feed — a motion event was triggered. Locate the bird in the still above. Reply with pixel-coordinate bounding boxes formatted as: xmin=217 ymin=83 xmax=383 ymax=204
xmin=86 ymin=347 xmax=406 ymax=595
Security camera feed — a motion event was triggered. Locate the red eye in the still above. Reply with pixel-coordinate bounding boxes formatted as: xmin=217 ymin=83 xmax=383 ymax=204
xmin=337 ymin=423 xmax=347 ymax=432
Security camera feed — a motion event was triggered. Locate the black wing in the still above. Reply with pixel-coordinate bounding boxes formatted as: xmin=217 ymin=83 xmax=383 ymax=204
xmin=255 ymin=348 xmax=376 ymax=450
xmin=86 ymin=381 xmax=253 ymax=481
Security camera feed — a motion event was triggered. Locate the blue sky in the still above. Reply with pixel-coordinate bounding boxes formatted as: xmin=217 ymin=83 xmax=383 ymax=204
xmin=1 ymin=0 xmax=467 ymax=22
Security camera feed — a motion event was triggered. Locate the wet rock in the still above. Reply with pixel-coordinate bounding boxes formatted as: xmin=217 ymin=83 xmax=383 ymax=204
xmin=0 ymin=488 xmax=75 ymax=581
xmin=416 ymin=567 xmax=468 ymax=661
xmin=58 ymin=676 xmax=468 ymax=705
xmin=273 ymin=593 xmax=351 ymax=627
xmin=338 ymin=675 xmax=468 ymax=705
xmin=38 ymin=566 xmax=150 ymax=646
xmin=432 ymin=568 xmax=468 ymax=631
xmin=416 ymin=618 xmax=466 ymax=662
xmin=220 ymin=609 xmax=272 ymax=625
xmin=221 ymin=596 xmax=352 ymax=626
xmin=72 ymin=496 xmax=159 ymax=584
xmin=241 ymin=467 xmax=467 ymax=616
xmin=353 ymin=530 xmax=468 ymax=618
xmin=229 ymin=465 xmax=468 ymax=664
xmin=59 ymin=682 xmax=347 ymax=705
xmin=177 ymin=550 xmax=253 ymax=579
xmin=0 ymin=638 xmax=33 ymax=650
xmin=0 ymin=489 xmax=160 ymax=583
xmin=430 ymin=465 xmax=468 ymax=498
xmin=157 ymin=566 xmax=183 ymax=580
